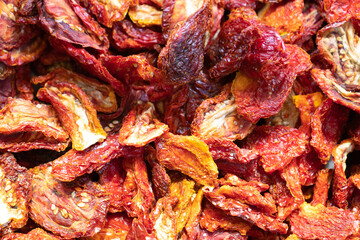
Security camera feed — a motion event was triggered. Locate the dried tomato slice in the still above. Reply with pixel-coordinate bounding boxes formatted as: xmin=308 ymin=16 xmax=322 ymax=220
xmin=0 ymin=153 xmax=31 ymax=234
xmin=31 ymin=67 xmax=118 ymax=114
xmin=310 ymin=98 xmax=349 ymax=164
xmin=86 ymin=212 xmax=132 ymax=240
xmin=320 ymin=0 xmax=360 ymax=24
xmin=290 ymin=202 xmax=359 ymax=240
xmin=37 ymin=0 xmax=109 ymax=51
xmin=128 ymin=4 xmax=162 ymax=27
xmin=29 ymin=164 xmax=110 ymax=239
xmin=37 ymin=80 xmax=107 ymax=151
xmin=1 ymin=228 xmax=60 ymax=240
xmin=51 ymin=134 xmax=133 ymax=182
xmin=242 ymin=125 xmax=308 ymax=173
xmin=81 ymin=0 xmax=129 ymax=28
xmin=118 ymin=102 xmax=168 ymax=147
xmin=311 ymin=169 xmax=333 ymax=206
xmin=0 ymin=98 xmax=69 ymax=152
xmin=158 ymin=0 xmax=211 ymax=85
xmin=191 ymin=84 xmax=255 ymax=141
xmin=312 ymin=20 xmax=360 ymax=113
xmin=156 ymin=132 xmax=218 ymax=185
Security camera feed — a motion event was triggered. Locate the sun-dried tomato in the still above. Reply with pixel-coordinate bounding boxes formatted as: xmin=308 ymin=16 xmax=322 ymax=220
xmin=29 ymin=164 xmax=110 ymax=239
xmin=1 ymin=228 xmax=60 ymax=240
xmin=311 ymin=169 xmax=333 ymax=206
xmin=0 ymin=98 xmax=69 ymax=152
xmin=290 ymin=202 xmax=359 ymax=240
xmin=182 ymin=187 xmax=204 ymax=240
xmin=197 ymin=229 xmax=248 ymax=240
xmin=331 ymin=139 xmax=355 ymax=209
xmin=217 ymin=0 xmax=256 ymax=10
xmin=310 ymin=98 xmax=349 ymax=164
xmin=32 ymin=67 xmax=117 ymax=113
xmin=200 ymin=200 xmax=252 ymax=235
xmin=203 ymin=185 xmax=288 ymax=234
xmin=86 ymin=212 xmax=132 ymax=240
xmin=158 ymin=0 xmax=211 ymax=85
xmin=51 ymin=134 xmax=134 ymax=182
xmin=0 ymin=74 xmax=15 ymax=110
xmin=37 ymin=80 xmax=107 ymax=151
xmin=242 ymin=125 xmax=308 ymax=173
xmin=320 ymin=0 xmax=360 ymax=24
xmin=259 ymin=0 xmax=304 ymax=43
xmin=156 ymin=132 xmax=218 ymax=185
xmin=80 ymin=0 xmax=129 ymax=28
xmin=118 ymin=102 xmax=168 ymax=147
xmin=0 ymin=153 xmax=31 ymax=235
xmin=129 ymin=4 xmax=162 ymax=27
xmin=49 ymin=38 xmax=127 ymax=96
xmin=296 ymin=145 xmax=324 ymax=186
xmin=232 ymin=43 xmax=312 ymax=123
xmin=37 ymin=0 xmax=109 ymax=51
xmin=122 ymin=154 xmax=155 ymax=217
xmin=312 ymin=20 xmax=360 ymax=113
xmin=191 ymin=84 xmax=255 ymax=141
xmin=112 ymin=19 xmax=165 ymax=52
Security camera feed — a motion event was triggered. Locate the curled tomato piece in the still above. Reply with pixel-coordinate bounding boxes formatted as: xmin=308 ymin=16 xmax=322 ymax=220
xmin=0 ymin=98 xmax=69 ymax=152
xmin=29 ymin=164 xmax=110 ymax=239
xmin=156 ymin=132 xmax=218 ymax=185
xmin=0 ymin=153 xmax=31 ymax=234
xmin=312 ymin=20 xmax=360 ymax=113
xmin=82 ymin=0 xmax=129 ymax=28
xmin=158 ymin=0 xmax=211 ymax=85
xmin=310 ymin=98 xmax=349 ymax=164
xmin=203 ymin=184 xmax=288 ymax=234
xmin=51 ymin=134 xmax=133 ymax=182
xmin=129 ymin=4 xmax=162 ymax=27
xmin=118 ymin=102 xmax=168 ymax=147
xmin=37 ymin=80 xmax=107 ymax=151
xmin=122 ymin=155 xmax=155 ymax=217
xmin=37 ymin=0 xmax=109 ymax=50
xmin=32 ymin=67 xmax=118 ymax=114
xmin=86 ymin=212 xmax=132 ymax=240
xmin=1 ymin=228 xmax=60 ymax=240
xmin=200 ymin=200 xmax=252 ymax=235
xmin=112 ymin=19 xmax=165 ymax=52
xmin=242 ymin=125 xmax=308 ymax=173
xmin=49 ymin=38 xmax=127 ymax=96
xmin=320 ymin=0 xmax=360 ymax=24
xmin=311 ymin=169 xmax=333 ymax=206
xmin=331 ymin=139 xmax=355 ymax=209
xmin=191 ymin=84 xmax=255 ymax=141
xmin=290 ymin=202 xmax=359 ymax=240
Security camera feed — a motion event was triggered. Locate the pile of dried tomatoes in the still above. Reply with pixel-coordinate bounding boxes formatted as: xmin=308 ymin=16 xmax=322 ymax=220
xmin=1 ymin=0 xmax=360 ymax=239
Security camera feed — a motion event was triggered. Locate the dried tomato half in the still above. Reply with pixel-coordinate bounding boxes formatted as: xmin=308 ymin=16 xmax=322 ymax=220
xmin=320 ymin=0 xmax=360 ymax=24
xmin=156 ymin=132 xmax=218 ymax=185
xmin=0 ymin=98 xmax=69 ymax=152
xmin=312 ymin=20 xmax=360 ymax=113
xmin=1 ymin=228 xmax=60 ymax=240
xmin=128 ymin=4 xmax=162 ymax=27
xmin=37 ymin=80 xmax=107 ymax=151
xmin=0 ymin=153 xmax=31 ymax=234
xmin=290 ymin=202 xmax=359 ymax=240
xmin=242 ymin=125 xmax=308 ymax=173
xmin=31 ymin=67 xmax=118 ymax=113
xmin=29 ymin=164 xmax=110 ymax=239
xmin=37 ymin=0 xmax=109 ymax=51
xmin=191 ymin=84 xmax=255 ymax=141
xmin=118 ymin=102 xmax=168 ymax=147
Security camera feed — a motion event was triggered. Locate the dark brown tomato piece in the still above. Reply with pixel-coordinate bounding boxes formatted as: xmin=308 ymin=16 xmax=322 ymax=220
xmin=0 ymin=98 xmax=69 ymax=152
xmin=158 ymin=0 xmax=211 ymax=85
xmin=1 ymin=228 xmax=61 ymax=240
xmin=191 ymin=84 xmax=255 ymax=141
xmin=29 ymin=164 xmax=110 ymax=239
xmin=241 ymin=125 xmax=308 ymax=173
xmin=37 ymin=0 xmax=109 ymax=51
xmin=118 ymin=102 xmax=169 ymax=147
xmin=37 ymin=80 xmax=107 ymax=151
xmin=0 ymin=153 xmax=31 ymax=234
xmin=31 ymin=67 xmax=118 ymax=114
xmin=310 ymin=98 xmax=349 ymax=164
xmin=85 ymin=212 xmax=132 ymax=240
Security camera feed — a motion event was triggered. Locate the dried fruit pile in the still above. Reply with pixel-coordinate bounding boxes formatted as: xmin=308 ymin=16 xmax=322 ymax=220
xmin=1 ymin=0 xmax=360 ymax=239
